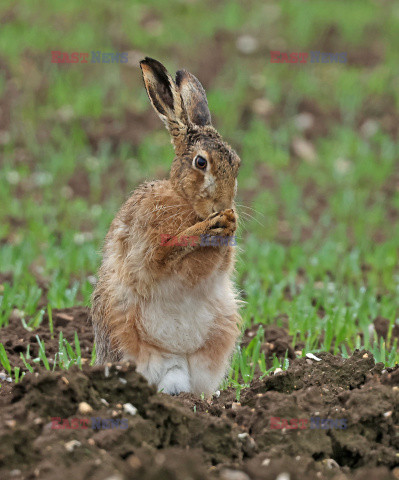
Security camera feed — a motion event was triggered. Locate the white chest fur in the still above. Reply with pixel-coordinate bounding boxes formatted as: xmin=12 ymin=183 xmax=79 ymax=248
xmin=139 ymin=271 xmax=235 ymax=354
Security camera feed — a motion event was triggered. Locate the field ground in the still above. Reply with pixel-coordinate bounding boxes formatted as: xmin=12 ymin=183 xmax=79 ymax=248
xmin=1 ymin=0 xmax=399 ymax=478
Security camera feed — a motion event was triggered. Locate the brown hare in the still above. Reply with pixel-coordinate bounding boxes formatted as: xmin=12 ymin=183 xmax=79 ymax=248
xmin=91 ymin=57 xmax=241 ymax=395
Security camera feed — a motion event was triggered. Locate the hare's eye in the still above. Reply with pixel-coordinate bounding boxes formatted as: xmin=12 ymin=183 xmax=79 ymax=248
xmin=194 ymin=155 xmax=207 ymax=170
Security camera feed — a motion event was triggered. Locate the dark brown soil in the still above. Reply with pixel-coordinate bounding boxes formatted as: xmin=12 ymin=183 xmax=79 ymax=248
xmin=1 ymin=308 xmax=399 ymax=479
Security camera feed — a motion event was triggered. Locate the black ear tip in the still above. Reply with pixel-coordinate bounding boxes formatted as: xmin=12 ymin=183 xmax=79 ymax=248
xmin=140 ymin=57 xmax=166 ymax=71
xmin=140 ymin=56 xmax=156 ymax=65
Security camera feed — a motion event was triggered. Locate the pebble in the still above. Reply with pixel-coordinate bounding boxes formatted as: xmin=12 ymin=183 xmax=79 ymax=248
xmin=252 ymin=98 xmax=274 ymax=116
xmin=306 ymin=353 xmax=322 ymax=362
xmin=123 ymin=403 xmax=138 ymax=416
xmin=104 ymin=475 xmax=124 ymax=480
xmin=236 ymin=35 xmax=258 ymax=54
xmin=65 ymin=440 xmax=81 ymax=452
xmin=5 ymin=419 xmax=16 ymax=428
xmin=9 ymin=470 xmax=21 ymax=477
xmin=322 ymin=458 xmax=340 ymax=469
xmin=78 ymin=402 xmax=93 ymax=415
xmin=294 ymin=112 xmax=314 ymax=132
xmin=127 ymin=454 xmax=142 ymax=469
xmin=100 ymin=398 xmax=110 ymax=406
xmin=220 ymin=468 xmax=251 ymax=480
xmin=276 ymin=474 xmax=290 ymax=480
xmin=292 ymin=137 xmax=317 ymax=163
xmin=261 ymin=458 xmax=270 ymax=467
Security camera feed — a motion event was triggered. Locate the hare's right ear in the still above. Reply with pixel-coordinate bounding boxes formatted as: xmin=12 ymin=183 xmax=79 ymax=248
xmin=175 ymin=70 xmax=212 ymax=126
xmin=140 ymin=57 xmax=188 ymax=134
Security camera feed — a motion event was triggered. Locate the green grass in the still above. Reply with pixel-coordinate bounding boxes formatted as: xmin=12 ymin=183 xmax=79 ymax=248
xmin=0 ymin=0 xmax=399 ymax=391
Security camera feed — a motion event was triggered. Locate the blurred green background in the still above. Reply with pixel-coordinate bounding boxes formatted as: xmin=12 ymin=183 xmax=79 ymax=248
xmin=1 ymin=0 xmax=399 ymax=380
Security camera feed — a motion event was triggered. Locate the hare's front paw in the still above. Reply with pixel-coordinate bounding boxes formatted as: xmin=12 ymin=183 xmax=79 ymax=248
xmin=207 ymin=209 xmax=237 ymax=236
xmin=158 ymin=367 xmax=191 ymax=395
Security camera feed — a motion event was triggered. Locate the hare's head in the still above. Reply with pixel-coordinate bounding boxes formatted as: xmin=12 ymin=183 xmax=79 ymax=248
xmin=140 ymin=57 xmax=241 ymax=219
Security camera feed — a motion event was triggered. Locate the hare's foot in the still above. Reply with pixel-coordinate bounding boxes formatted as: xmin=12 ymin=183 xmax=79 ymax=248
xmin=132 ymin=350 xmax=190 ymax=395
xmin=158 ymin=363 xmax=191 ymax=395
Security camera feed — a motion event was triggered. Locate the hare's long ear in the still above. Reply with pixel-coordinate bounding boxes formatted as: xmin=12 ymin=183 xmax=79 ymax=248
xmin=140 ymin=57 xmax=188 ymax=134
xmin=175 ymin=70 xmax=212 ymax=126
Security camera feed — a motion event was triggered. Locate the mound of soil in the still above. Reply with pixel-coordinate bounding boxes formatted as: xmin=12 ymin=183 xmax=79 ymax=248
xmin=1 ymin=308 xmax=399 ymax=478
xmin=1 ymin=339 xmax=399 ymax=479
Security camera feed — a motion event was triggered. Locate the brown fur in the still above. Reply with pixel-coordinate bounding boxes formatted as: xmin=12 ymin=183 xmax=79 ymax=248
xmin=91 ymin=58 xmax=242 ymax=394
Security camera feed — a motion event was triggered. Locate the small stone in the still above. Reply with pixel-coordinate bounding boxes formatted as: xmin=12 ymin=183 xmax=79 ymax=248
xmin=274 ymin=368 xmax=283 ymax=374
xmin=33 ymin=418 xmax=43 ymax=425
xmin=306 ymin=353 xmax=322 ymax=362
xmin=392 ymin=467 xmax=399 ymax=479
xmin=9 ymin=470 xmax=21 ymax=477
xmin=10 ymin=308 xmax=25 ymax=321
xmin=65 ymin=440 xmax=81 ymax=452
xmin=238 ymin=432 xmax=248 ymax=439
xmin=123 ymin=403 xmax=138 ymax=416
xmin=88 ymin=438 xmax=95 ymax=446
xmin=104 ymin=475 xmax=123 ymax=480
xmin=294 ymin=112 xmax=314 ymax=132
xmin=383 ymin=411 xmax=392 ymax=418
xmin=61 ymin=376 xmax=69 ymax=385
xmin=276 ymin=474 xmax=290 ymax=480
xmin=231 ymin=402 xmax=241 ymax=410
xmin=236 ymin=35 xmax=258 ymax=55
xmin=261 ymin=458 xmax=270 ymax=466
xmin=100 ymin=398 xmax=110 ymax=406
xmin=119 ymin=377 xmax=127 ymax=385
xmin=78 ymin=402 xmax=93 ymax=415
xmin=5 ymin=419 xmax=16 ymax=428
xmin=220 ymin=468 xmax=250 ymax=480
xmin=360 ymin=119 xmax=378 ymax=138
xmin=292 ymin=137 xmax=317 ymax=163
xmin=213 ymin=390 xmax=221 ymax=398
xmin=362 ymin=353 xmax=369 ymax=359
xmin=335 ymin=157 xmax=351 ymax=174
xmin=252 ymin=98 xmax=274 ymax=116
xmin=322 ymin=458 xmax=340 ymax=469
xmin=127 ymin=455 xmax=142 ymax=469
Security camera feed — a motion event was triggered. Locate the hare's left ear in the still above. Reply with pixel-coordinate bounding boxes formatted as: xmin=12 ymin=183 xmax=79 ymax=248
xmin=175 ymin=70 xmax=212 ymax=126
xmin=140 ymin=57 xmax=188 ymax=133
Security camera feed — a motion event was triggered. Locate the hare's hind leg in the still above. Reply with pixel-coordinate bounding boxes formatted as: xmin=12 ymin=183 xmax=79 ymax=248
xmin=188 ymin=316 xmax=240 ymax=395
